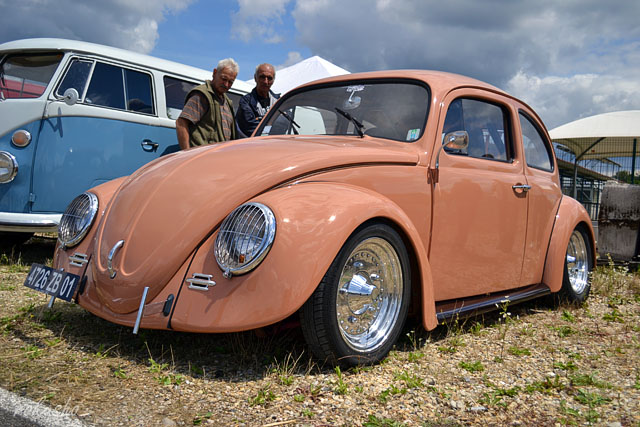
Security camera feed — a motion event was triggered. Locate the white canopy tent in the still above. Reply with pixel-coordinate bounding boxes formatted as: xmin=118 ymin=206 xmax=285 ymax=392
xmin=549 ymin=110 xmax=640 ymax=195
xmin=246 ymin=56 xmax=350 ymax=95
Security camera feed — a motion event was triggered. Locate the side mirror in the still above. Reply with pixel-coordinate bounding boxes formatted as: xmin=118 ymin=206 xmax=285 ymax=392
xmin=62 ymin=88 xmax=79 ymax=106
xmin=431 ymin=130 xmax=469 ymax=185
xmin=442 ymin=130 xmax=469 ymax=151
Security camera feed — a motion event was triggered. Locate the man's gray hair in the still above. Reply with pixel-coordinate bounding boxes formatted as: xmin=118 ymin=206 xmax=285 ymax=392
xmin=254 ymin=63 xmax=275 ymax=79
xmin=217 ymin=58 xmax=239 ymax=75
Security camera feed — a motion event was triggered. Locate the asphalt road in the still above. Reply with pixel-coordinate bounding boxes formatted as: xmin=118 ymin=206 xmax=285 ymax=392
xmin=0 ymin=387 xmax=85 ymax=427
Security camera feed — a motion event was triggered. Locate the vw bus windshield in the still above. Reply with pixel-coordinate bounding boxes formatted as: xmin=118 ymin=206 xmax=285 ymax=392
xmin=257 ymin=80 xmax=430 ymax=142
xmin=0 ymin=53 xmax=63 ymax=100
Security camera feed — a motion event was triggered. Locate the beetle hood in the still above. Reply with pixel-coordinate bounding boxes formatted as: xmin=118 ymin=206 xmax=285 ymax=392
xmin=91 ymin=136 xmax=419 ymax=313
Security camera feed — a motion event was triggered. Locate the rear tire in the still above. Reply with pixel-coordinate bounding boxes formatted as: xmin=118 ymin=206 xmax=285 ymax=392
xmin=300 ymin=224 xmax=411 ymax=366
xmin=560 ymin=226 xmax=592 ymax=303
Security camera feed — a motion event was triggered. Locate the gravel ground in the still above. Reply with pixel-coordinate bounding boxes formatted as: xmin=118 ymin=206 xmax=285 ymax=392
xmin=0 ymin=237 xmax=639 ymax=426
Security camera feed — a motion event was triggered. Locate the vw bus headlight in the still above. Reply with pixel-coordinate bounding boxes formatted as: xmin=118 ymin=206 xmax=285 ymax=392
xmin=0 ymin=151 xmax=18 ymax=183
xmin=58 ymin=192 xmax=99 ymax=249
xmin=214 ymin=203 xmax=276 ymax=276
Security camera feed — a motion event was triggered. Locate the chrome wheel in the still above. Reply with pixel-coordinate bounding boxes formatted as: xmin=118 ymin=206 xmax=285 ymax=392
xmin=336 ymin=237 xmax=404 ymax=352
xmin=566 ymin=229 xmax=589 ymax=295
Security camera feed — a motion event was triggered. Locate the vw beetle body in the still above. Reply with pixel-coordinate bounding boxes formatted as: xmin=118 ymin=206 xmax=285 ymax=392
xmin=51 ymin=70 xmax=595 ymax=365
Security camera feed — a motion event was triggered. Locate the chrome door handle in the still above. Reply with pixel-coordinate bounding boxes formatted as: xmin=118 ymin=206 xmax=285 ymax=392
xmin=512 ymin=184 xmax=531 ymax=193
xmin=141 ymin=139 xmax=159 ymax=152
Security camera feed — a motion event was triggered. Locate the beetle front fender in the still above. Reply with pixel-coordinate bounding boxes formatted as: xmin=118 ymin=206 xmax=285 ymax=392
xmin=542 ymin=196 xmax=596 ymax=293
xmin=170 ymin=182 xmax=438 ymax=332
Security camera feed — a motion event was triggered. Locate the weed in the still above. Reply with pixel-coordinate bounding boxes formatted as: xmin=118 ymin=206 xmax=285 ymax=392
xmin=112 ymin=366 xmax=128 ymax=379
xmin=333 ymin=366 xmax=348 ymax=395
xmin=508 ymin=346 xmax=531 ymax=356
xmin=271 ymin=352 xmax=303 ymax=386
xmin=407 ymin=351 xmax=424 ymax=362
xmin=525 ymin=376 xmax=565 ymax=394
xmin=193 ymin=411 xmax=212 ymax=425
xmin=148 ymin=357 xmax=168 ymax=374
xmin=602 ymin=309 xmax=624 ymax=323
xmin=364 ymin=414 xmax=405 ymax=427
xmin=301 ymin=408 xmax=314 ymax=418
xmin=553 ymin=361 xmax=577 ymax=371
xmin=394 ymin=371 xmax=423 ymax=389
xmin=561 ymin=310 xmax=576 ymax=322
xmin=551 ymin=325 xmax=574 ymax=337
xmin=459 ymin=360 xmax=484 ymax=373
xmin=496 ymin=297 xmax=513 ymax=359
xmin=573 ymin=388 xmax=611 ymax=406
xmin=569 ymin=373 xmax=611 ymax=389
xmin=22 ymin=344 xmax=43 ymax=359
xmin=248 ymin=385 xmax=276 ymax=406
xmin=293 ymin=394 xmax=305 ymax=402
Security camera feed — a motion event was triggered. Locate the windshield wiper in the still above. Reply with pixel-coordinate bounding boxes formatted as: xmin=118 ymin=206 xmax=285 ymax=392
xmin=278 ymin=109 xmax=300 ymax=135
xmin=335 ymin=107 xmax=364 ymax=137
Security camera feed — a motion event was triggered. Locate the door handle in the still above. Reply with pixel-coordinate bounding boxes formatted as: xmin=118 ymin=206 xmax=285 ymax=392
xmin=512 ymin=184 xmax=531 ymax=193
xmin=141 ymin=139 xmax=159 ymax=152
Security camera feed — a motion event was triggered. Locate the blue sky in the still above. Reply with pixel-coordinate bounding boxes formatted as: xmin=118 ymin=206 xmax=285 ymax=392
xmin=1 ymin=0 xmax=639 ymax=129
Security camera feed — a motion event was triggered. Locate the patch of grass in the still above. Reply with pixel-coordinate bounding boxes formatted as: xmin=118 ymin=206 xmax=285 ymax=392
xmin=394 ymin=370 xmax=423 ymax=389
xmin=561 ymin=310 xmax=576 ymax=322
xmin=602 ymin=308 xmax=624 ymax=323
xmin=551 ymin=325 xmax=575 ymax=337
xmin=22 ymin=344 xmax=43 ymax=359
xmin=553 ymin=361 xmax=578 ymax=371
xmin=573 ymin=388 xmax=611 ymax=407
xmin=248 ymin=385 xmax=276 ymax=406
xmin=569 ymin=373 xmax=611 ymax=389
xmin=378 ymin=384 xmax=406 ymax=403
xmin=459 ymin=360 xmax=484 ymax=373
xmin=525 ymin=376 xmax=565 ymax=394
xmin=301 ymin=408 xmax=314 ymax=418
xmin=364 ymin=414 xmax=406 ymax=427
xmin=507 ymin=346 xmax=531 ymax=356
xmin=270 ymin=352 xmax=303 ymax=386
xmin=193 ymin=411 xmax=212 ymax=425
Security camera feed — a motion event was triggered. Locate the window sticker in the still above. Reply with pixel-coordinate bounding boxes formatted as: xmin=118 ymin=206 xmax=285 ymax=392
xmin=406 ymin=128 xmax=420 ymax=141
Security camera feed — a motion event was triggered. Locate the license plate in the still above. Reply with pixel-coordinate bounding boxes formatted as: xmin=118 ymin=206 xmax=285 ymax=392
xmin=23 ymin=263 xmax=80 ymax=302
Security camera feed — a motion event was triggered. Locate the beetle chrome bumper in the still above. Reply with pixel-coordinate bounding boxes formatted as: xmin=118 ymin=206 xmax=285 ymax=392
xmin=0 ymin=212 xmax=61 ymax=232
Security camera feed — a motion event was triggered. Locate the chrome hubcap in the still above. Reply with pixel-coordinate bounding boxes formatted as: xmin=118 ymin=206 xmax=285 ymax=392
xmin=567 ymin=230 xmax=589 ymax=294
xmin=336 ymin=237 xmax=403 ymax=352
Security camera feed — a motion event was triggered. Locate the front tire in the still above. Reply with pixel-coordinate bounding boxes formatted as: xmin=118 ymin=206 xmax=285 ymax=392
xmin=300 ymin=224 xmax=411 ymax=366
xmin=560 ymin=226 xmax=592 ymax=303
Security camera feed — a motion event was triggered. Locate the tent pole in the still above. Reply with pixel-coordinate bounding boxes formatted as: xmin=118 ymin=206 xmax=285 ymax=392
xmin=573 ymin=159 xmax=578 ymax=198
xmin=632 ymin=138 xmax=637 ymax=185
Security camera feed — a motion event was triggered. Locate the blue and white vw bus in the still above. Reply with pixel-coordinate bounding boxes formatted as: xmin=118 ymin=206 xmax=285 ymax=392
xmin=0 ymin=38 xmax=250 ymax=245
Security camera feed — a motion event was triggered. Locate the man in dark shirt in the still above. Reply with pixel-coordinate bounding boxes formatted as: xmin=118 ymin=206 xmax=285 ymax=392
xmin=176 ymin=58 xmax=238 ymax=149
xmin=235 ymin=63 xmax=279 ymax=138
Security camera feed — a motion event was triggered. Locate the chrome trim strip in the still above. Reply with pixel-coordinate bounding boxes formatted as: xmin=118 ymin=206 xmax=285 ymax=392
xmin=133 ymin=286 xmax=149 ymax=335
xmin=187 ymin=273 xmax=216 ymax=291
xmin=0 ymin=212 xmax=61 ymax=232
xmin=107 ymin=240 xmax=124 ymax=279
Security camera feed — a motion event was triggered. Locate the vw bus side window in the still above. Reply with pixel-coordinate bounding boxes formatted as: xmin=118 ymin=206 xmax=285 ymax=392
xmin=164 ymin=76 xmax=197 ymax=119
xmin=56 ymin=59 xmax=92 ymax=98
xmin=85 ymin=62 xmax=155 ymax=114
xmin=0 ymin=53 xmax=63 ymax=99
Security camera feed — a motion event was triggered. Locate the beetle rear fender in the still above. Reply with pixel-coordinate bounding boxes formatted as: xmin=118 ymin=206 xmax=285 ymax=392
xmin=542 ymin=196 xmax=596 ymax=293
xmin=170 ymin=182 xmax=438 ymax=332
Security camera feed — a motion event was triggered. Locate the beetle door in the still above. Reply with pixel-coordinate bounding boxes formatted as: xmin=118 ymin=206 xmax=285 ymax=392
xmin=429 ymin=93 xmax=528 ymax=301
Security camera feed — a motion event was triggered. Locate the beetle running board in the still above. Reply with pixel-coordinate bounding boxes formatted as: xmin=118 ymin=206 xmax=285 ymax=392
xmin=435 ymin=283 xmax=551 ymax=323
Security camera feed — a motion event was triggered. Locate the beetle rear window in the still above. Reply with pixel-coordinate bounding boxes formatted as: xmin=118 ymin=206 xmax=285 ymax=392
xmin=258 ymin=81 xmax=429 ymax=142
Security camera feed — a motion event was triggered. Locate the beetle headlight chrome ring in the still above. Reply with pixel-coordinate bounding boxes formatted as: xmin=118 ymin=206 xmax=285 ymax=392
xmin=58 ymin=192 xmax=99 ymax=249
xmin=214 ymin=202 xmax=276 ymax=276
xmin=0 ymin=151 xmax=18 ymax=183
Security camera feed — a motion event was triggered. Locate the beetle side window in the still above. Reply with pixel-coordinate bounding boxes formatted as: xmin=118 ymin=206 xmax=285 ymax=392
xmin=443 ymin=98 xmax=510 ymax=161
xmin=56 ymin=59 xmax=92 ymax=98
xmin=519 ymin=112 xmax=553 ymax=171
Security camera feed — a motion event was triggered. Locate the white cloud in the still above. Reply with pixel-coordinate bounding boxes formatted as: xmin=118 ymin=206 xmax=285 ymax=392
xmin=289 ymin=0 xmax=640 ymax=127
xmin=276 ymin=51 xmax=303 ymax=69
xmin=0 ymin=0 xmax=194 ymax=53
xmin=231 ymin=0 xmax=292 ymax=43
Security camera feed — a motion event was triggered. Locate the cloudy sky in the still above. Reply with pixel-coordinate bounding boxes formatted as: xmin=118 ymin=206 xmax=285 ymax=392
xmin=1 ymin=0 xmax=639 ymax=129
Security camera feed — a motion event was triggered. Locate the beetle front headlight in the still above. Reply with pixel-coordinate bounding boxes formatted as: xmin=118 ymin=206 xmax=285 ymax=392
xmin=58 ymin=192 xmax=98 ymax=249
xmin=214 ymin=203 xmax=276 ymax=277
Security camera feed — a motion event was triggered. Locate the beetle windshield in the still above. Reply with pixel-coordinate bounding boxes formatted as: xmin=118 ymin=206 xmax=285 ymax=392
xmin=257 ymin=80 xmax=430 ymax=142
xmin=0 ymin=52 xmax=63 ymax=100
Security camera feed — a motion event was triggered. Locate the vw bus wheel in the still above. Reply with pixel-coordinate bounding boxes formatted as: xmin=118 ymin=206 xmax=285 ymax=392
xmin=301 ymin=224 xmax=411 ymax=366
xmin=560 ymin=226 xmax=592 ymax=303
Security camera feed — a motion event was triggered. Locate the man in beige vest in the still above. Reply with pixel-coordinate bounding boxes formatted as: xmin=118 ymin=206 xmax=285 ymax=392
xmin=176 ymin=58 xmax=238 ymax=149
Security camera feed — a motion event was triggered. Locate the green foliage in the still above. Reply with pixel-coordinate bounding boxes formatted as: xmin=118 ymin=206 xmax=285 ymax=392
xmin=602 ymin=308 xmax=624 ymax=323
xmin=507 ymin=346 xmax=531 ymax=356
xmin=394 ymin=370 xmax=423 ymax=389
xmin=561 ymin=310 xmax=576 ymax=322
xmin=333 ymin=366 xmax=348 ymax=395
xmin=249 ymin=385 xmax=276 ymax=406
xmin=459 ymin=360 xmax=484 ymax=373
xmin=363 ymin=414 xmax=406 ymax=427
xmin=525 ymin=376 xmax=566 ymax=394
xmin=553 ymin=361 xmax=577 ymax=371
xmin=192 ymin=411 xmax=212 ymax=425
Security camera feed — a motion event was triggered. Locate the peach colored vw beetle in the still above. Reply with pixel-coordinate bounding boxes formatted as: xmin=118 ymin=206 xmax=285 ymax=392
xmin=27 ymin=70 xmax=595 ymax=366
